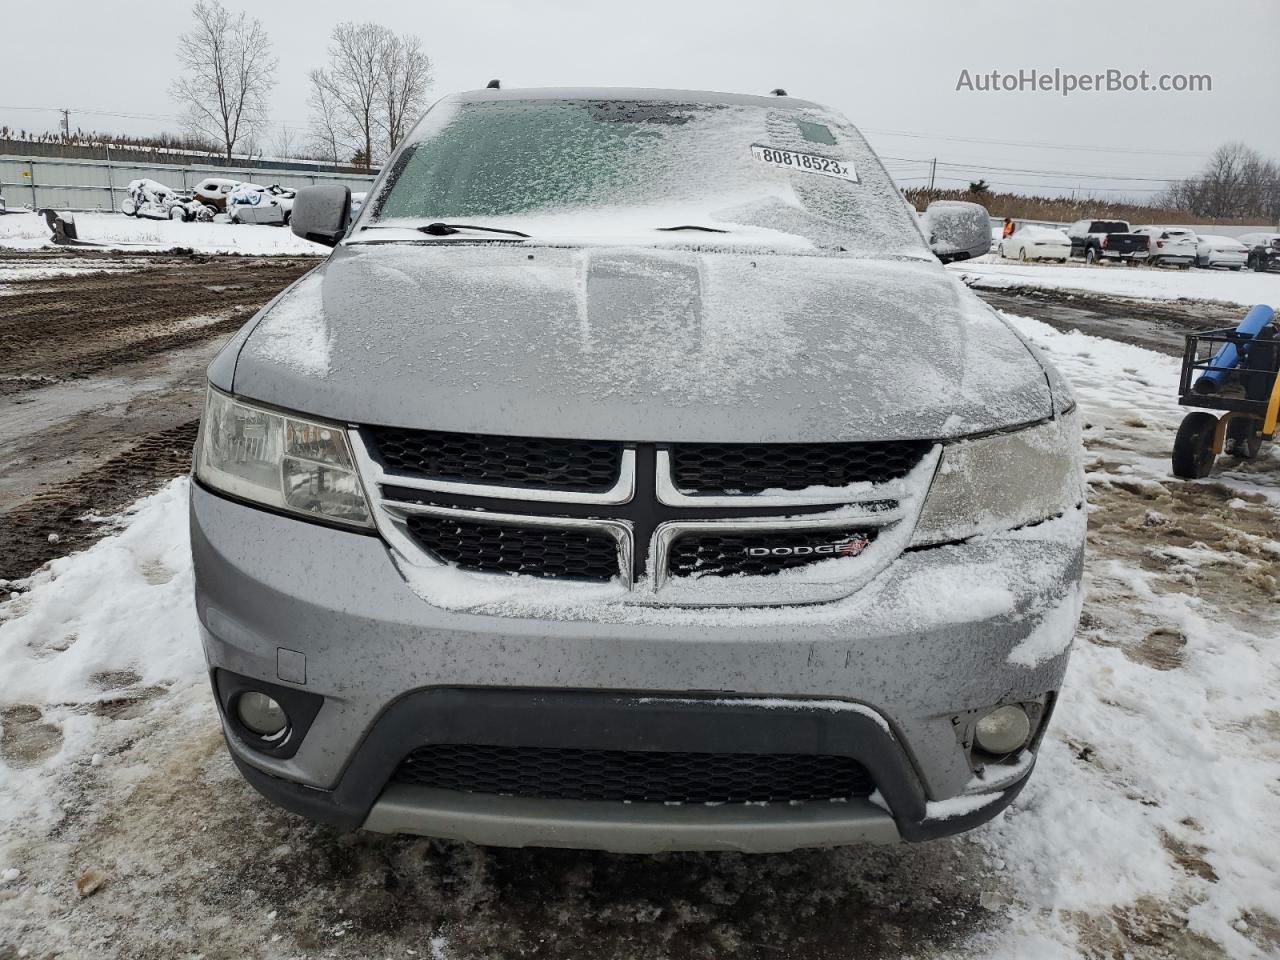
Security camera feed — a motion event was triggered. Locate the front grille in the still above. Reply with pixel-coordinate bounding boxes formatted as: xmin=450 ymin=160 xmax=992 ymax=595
xmin=670 ymin=440 xmax=931 ymax=493
xmin=368 ymin=426 xmax=622 ymax=491
xmin=404 ymin=514 xmax=619 ymax=581
xmin=668 ymin=528 xmax=877 ymax=579
xmin=393 ymin=744 xmax=875 ymax=804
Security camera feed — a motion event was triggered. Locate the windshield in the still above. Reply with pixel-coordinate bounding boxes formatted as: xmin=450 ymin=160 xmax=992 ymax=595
xmin=363 ymin=97 xmax=928 ymax=257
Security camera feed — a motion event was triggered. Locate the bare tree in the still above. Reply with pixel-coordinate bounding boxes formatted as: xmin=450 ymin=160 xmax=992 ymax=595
xmin=378 ymin=33 xmax=433 ymax=155
xmin=270 ymin=124 xmax=297 ymax=160
xmin=308 ymin=22 xmax=432 ymax=168
xmin=171 ymin=1 xmax=277 ymax=161
xmin=1161 ymin=142 xmax=1280 ymax=222
xmin=309 ymin=23 xmax=384 ymax=169
xmin=306 ymin=81 xmax=343 ymax=165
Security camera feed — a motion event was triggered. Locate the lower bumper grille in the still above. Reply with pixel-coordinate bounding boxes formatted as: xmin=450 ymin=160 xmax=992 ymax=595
xmin=392 ymin=744 xmax=875 ymax=804
xmin=403 ymin=514 xmax=620 ymax=582
xmin=668 ymin=527 xmax=877 ymax=579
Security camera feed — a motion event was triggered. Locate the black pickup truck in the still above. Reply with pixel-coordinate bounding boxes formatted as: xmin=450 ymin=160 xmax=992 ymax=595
xmin=1239 ymin=232 xmax=1280 ymax=272
xmin=1067 ymin=219 xmax=1150 ymax=265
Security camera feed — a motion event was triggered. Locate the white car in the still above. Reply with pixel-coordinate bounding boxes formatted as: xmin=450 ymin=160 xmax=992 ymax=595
xmin=228 ymin=183 xmax=296 ymax=226
xmin=350 ymin=191 xmax=368 ymax=217
xmin=120 ymin=178 xmax=209 ymax=222
xmin=1193 ymin=235 xmax=1248 ymax=271
xmin=1133 ymin=227 xmax=1196 ymax=268
xmin=999 ymin=225 xmax=1071 ymax=262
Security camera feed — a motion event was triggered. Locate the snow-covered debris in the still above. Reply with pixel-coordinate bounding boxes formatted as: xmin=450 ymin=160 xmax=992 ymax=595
xmin=951 ymin=258 xmax=1280 ymax=307
xmin=0 ymin=211 xmax=327 ymax=256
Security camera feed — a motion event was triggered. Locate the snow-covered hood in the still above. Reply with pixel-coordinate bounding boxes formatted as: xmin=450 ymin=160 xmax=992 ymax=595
xmin=229 ymin=243 xmax=1053 ymax=442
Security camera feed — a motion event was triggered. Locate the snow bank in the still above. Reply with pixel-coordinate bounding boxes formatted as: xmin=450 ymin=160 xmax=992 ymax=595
xmin=0 ymin=480 xmax=201 ymax=836
xmin=0 ymin=211 xmax=326 ymax=256
xmin=952 ymin=259 xmax=1280 ymax=307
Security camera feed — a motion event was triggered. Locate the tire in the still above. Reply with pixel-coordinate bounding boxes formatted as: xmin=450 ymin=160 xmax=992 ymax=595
xmin=1229 ymin=266 xmax=1242 ymax=272
xmin=169 ymin=206 xmax=186 ymax=221
xmin=1085 ymin=247 xmax=1098 ymax=265
xmin=1178 ymin=263 xmax=1191 ymax=270
xmin=1172 ymin=412 xmax=1219 ymax=479
xmin=121 ymin=198 xmax=137 ymax=217
xmin=1225 ymin=419 xmax=1262 ymax=460
xmin=1019 ymin=247 xmax=1029 ymax=262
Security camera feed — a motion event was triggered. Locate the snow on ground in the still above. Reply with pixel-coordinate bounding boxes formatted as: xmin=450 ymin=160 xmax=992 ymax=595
xmin=953 ymin=257 xmax=1280 ymax=308
xmin=0 ymin=211 xmax=326 ymax=256
xmin=0 ymin=256 xmax=151 ymax=286
xmin=0 ymin=317 xmax=1278 ymax=958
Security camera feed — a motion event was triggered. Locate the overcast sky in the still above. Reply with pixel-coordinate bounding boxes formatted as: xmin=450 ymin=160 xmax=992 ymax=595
xmin=3 ymin=0 xmax=1277 ymax=199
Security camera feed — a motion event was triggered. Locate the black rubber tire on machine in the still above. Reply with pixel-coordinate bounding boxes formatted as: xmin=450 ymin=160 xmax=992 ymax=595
xmin=1172 ymin=411 xmax=1219 ymax=479
xmin=1225 ymin=419 xmax=1262 ymax=460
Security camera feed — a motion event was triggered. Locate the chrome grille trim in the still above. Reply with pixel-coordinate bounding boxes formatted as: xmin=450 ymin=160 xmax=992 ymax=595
xmin=377 ymin=499 xmax=634 ymax=589
xmin=651 ymin=510 xmax=904 ymax=595
xmin=351 ymin=429 xmax=636 ymax=506
xmin=348 ymin=424 xmax=940 ymax=606
xmin=655 ymin=449 xmax=920 ymax=507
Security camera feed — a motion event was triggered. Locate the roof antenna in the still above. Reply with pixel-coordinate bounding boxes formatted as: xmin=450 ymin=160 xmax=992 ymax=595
xmin=486 ymin=79 xmax=501 ymax=90
xmin=769 ymin=88 xmax=788 ymax=96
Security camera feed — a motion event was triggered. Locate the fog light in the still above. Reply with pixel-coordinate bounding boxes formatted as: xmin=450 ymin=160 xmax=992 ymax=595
xmin=975 ymin=704 xmax=1031 ymax=755
xmin=236 ymin=692 xmax=288 ymax=740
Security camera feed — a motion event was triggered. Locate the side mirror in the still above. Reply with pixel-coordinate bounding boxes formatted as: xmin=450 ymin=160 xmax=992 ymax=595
xmin=922 ymin=200 xmax=991 ymax=264
xmin=291 ymin=185 xmax=351 ymax=247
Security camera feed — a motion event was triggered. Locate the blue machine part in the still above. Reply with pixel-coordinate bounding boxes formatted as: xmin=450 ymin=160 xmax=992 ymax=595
xmin=1193 ymin=304 xmax=1277 ymax=394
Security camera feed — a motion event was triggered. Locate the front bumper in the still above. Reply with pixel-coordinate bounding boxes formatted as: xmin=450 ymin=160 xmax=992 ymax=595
xmin=192 ymin=483 xmax=1084 ymax=850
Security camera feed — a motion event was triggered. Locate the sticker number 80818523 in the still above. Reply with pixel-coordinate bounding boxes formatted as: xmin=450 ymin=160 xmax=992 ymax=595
xmin=750 ymin=145 xmax=858 ymax=182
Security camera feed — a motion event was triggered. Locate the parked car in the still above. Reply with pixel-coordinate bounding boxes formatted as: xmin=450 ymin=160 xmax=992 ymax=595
xmin=999 ymin=225 xmax=1070 ymax=262
xmin=920 ymin=200 xmax=991 ymax=263
xmin=120 ymin=178 xmax=208 ymax=221
xmin=228 ymin=183 xmax=296 ymax=226
xmin=1194 ymin=234 xmax=1249 ymax=271
xmin=1133 ymin=227 xmax=1196 ymax=269
xmin=1066 ymin=219 xmax=1149 ymax=265
xmin=193 ymin=87 xmax=1086 ymax=853
xmin=192 ymin=177 xmax=241 ymax=213
xmin=1238 ymin=232 xmax=1280 ymax=273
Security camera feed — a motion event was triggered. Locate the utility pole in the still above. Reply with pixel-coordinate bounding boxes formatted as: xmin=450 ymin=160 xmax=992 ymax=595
xmin=60 ymin=108 xmax=70 ymax=141
xmin=928 ymin=157 xmax=937 ymax=192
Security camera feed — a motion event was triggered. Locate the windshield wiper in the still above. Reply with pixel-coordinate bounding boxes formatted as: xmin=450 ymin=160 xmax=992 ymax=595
xmin=360 ymin=222 xmax=530 ymax=239
xmin=656 ymin=224 xmax=728 ymax=234
xmin=417 ymin=222 xmax=530 ymax=238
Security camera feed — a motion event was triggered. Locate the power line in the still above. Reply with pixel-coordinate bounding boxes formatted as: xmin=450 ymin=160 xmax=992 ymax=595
xmin=895 ymin=174 xmax=1166 ymax=194
xmin=863 ymin=126 xmax=1211 ymax=159
xmin=881 ymin=155 xmax=1191 ymax=183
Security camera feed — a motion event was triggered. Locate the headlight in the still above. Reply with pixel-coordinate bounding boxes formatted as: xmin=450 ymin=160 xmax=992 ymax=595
xmin=910 ymin=410 xmax=1084 ymax=547
xmin=195 ymin=387 xmax=372 ymax=528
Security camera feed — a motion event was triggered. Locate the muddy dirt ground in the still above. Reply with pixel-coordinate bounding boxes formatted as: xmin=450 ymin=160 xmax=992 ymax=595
xmin=0 ymin=251 xmax=313 ymax=580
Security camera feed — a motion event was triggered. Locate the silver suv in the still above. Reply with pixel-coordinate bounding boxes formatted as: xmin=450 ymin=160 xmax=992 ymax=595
xmin=191 ymin=87 xmax=1085 ymax=853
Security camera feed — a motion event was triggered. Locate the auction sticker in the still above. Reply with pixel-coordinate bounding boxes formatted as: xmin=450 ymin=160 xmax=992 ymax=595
xmin=751 ymin=145 xmax=858 ymax=182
